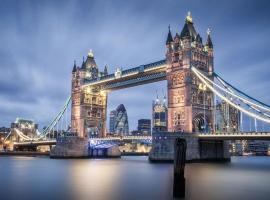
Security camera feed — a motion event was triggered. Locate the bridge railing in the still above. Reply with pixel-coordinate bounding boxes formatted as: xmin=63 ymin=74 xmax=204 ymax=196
xmin=83 ymin=59 xmax=166 ymax=86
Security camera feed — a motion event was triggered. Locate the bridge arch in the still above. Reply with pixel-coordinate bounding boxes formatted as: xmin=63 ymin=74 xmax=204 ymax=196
xmin=192 ymin=113 xmax=209 ymax=133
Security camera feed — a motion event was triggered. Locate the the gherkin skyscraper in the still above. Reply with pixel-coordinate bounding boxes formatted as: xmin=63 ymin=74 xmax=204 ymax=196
xmin=114 ymin=104 xmax=129 ymax=136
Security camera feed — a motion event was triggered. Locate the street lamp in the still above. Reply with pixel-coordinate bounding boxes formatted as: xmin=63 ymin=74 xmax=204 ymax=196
xmin=199 ymin=83 xmax=207 ymax=133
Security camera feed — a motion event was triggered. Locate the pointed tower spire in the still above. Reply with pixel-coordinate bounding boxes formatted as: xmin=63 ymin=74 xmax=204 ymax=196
xmin=155 ymin=90 xmax=159 ymax=103
xmin=104 ymin=65 xmax=108 ymax=75
xmin=180 ymin=11 xmax=197 ymax=40
xmin=186 ymin=11 xmax=193 ymax=23
xmin=72 ymin=60 xmax=76 ymax=72
xmin=81 ymin=56 xmax=86 ymax=69
xmin=85 ymin=49 xmax=97 ymax=69
xmin=162 ymin=89 xmax=166 ymax=104
xmin=166 ymin=25 xmax=173 ymax=45
xmin=205 ymin=27 xmax=213 ymax=48
xmin=88 ymin=49 xmax=94 ymax=58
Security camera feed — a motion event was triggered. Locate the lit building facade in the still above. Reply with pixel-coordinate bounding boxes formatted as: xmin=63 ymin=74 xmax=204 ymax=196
xmin=138 ymin=119 xmax=151 ymax=135
xmin=71 ymin=51 xmax=108 ymax=138
xmin=166 ymin=12 xmax=214 ymax=133
xmin=152 ymin=95 xmax=167 ymax=132
xmin=114 ymin=104 xmax=129 ymax=136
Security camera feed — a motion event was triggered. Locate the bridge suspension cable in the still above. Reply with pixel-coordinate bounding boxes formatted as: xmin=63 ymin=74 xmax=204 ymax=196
xmin=191 ymin=67 xmax=270 ymax=124
xmin=37 ymin=96 xmax=71 ymax=139
xmin=4 ymin=96 xmax=71 ymax=142
xmin=214 ymin=72 xmax=270 ymax=110
xmin=195 ymin=69 xmax=270 ymax=114
xmin=214 ymin=74 xmax=270 ymax=117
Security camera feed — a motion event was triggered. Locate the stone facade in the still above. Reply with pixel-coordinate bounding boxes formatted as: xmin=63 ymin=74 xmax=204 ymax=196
xmin=149 ymin=132 xmax=200 ymax=161
xmin=149 ymin=131 xmax=230 ymax=162
xmin=50 ymin=136 xmax=121 ymax=158
xmin=50 ymin=136 xmax=89 ymax=158
xmin=71 ymin=51 xmax=108 ymax=138
xmin=166 ymin=13 xmax=214 ymax=133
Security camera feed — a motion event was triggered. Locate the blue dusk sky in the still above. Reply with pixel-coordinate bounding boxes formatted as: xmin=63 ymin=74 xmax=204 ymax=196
xmin=0 ymin=0 xmax=270 ymax=130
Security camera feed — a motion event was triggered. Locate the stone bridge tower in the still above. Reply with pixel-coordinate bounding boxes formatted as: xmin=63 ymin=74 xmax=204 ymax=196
xmin=71 ymin=51 xmax=108 ymax=138
xmin=166 ymin=12 xmax=214 ymax=133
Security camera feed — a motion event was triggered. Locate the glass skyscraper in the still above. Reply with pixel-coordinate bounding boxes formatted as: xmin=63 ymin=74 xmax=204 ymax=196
xmin=109 ymin=110 xmax=117 ymax=133
xmin=110 ymin=104 xmax=129 ymax=136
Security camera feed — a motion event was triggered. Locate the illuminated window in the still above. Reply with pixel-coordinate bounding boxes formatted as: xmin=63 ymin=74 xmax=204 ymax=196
xmin=92 ymin=97 xmax=96 ymax=104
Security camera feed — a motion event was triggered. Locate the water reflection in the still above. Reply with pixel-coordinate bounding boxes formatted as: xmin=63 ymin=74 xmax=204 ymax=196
xmin=0 ymin=156 xmax=269 ymax=200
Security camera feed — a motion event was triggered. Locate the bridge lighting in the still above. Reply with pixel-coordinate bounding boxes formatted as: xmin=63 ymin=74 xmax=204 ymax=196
xmin=199 ymin=83 xmax=206 ymax=91
xmin=200 ymin=70 xmax=270 ymax=113
xmin=192 ymin=67 xmax=270 ymax=124
xmin=85 ymin=87 xmax=91 ymax=94
xmin=186 ymin=11 xmax=193 ymax=23
xmin=100 ymin=90 xmax=106 ymax=96
xmin=199 ymin=83 xmax=207 ymax=133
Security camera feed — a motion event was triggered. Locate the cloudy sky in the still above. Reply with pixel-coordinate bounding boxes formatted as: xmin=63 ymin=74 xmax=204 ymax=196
xmin=0 ymin=0 xmax=270 ymax=131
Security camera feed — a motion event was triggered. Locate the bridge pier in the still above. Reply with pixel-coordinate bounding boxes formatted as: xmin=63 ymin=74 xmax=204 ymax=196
xmin=50 ymin=136 xmax=121 ymax=158
xmin=149 ymin=132 xmax=230 ymax=162
xmin=199 ymin=140 xmax=230 ymax=161
xmin=50 ymin=137 xmax=89 ymax=158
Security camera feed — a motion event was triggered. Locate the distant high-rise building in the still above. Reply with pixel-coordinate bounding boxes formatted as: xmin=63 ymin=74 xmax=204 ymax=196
xmin=114 ymin=104 xmax=129 ymax=136
xmin=152 ymin=94 xmax=167 ymax=132
xmin=109 ymin=110 xmax=117 ymax=133
xmin=138 ymin=119 xmax=151 ymax=135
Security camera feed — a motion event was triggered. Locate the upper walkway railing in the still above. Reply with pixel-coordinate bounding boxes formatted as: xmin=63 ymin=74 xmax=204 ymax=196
xmin=83 ymin=59 xmax=167 ymax=87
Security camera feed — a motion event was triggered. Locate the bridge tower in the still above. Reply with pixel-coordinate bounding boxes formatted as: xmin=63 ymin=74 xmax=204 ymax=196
xmin=166 ymin=12 xmax=214 ymax=133
xmin=71 ymin=51 xmax=108 ymax=138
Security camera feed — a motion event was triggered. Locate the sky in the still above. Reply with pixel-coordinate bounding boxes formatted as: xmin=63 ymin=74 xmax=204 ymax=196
xmin=0 ymin=0 xmax=270 ymax=131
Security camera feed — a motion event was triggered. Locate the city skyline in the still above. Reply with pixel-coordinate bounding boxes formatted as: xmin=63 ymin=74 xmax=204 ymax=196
xmin=0 ymin=0 xmax=270 ymax=130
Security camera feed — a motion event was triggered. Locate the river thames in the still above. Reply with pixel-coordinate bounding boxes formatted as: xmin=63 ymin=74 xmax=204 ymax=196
xmin=0 ymin=156 xmax=269 ymax=200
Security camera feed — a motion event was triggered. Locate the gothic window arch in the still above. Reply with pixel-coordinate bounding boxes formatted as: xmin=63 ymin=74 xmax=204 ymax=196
xmin=198 ymin=92 xmax=203 ymax=104
xmin=173 ymin=77 xmax=177 ymax=86
xmin=207 ymin=96 xmax=212 ymax=106
xmin=192 ymin=93 xmax=197 ymax=103
xmin=180 ymin=74 xmax=184 ymax=83
xmin=177 ymin=77 xmax=180 ymax=85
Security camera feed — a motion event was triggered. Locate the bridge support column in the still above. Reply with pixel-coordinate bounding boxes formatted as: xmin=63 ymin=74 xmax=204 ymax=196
xmin=149 ymin=132 xmax=230 ymax=162
xmin=149 ymin=132 xmax=200 ymax=162
xmin=199 ymin=140 xmax=230 ymax=161
xmin=71 ymin=82 xmax=107 ymax=138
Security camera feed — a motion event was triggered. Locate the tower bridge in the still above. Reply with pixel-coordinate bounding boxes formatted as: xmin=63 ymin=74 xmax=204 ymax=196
xmin=4 ymin=12 xmax=270 ymax=160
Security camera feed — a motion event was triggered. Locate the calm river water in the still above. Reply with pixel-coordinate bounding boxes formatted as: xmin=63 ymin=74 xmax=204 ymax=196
xmin=0 ymin=156 xmax=269 ymax=200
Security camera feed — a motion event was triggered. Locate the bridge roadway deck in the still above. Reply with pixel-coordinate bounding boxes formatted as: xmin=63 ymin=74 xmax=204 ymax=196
xmin=198 ymin=132 xmax=270 ymax=140
xmin=13 ymin=133 xmax=270 ymax=147
xmin=13 ymin=136 xmax=152 ymax=146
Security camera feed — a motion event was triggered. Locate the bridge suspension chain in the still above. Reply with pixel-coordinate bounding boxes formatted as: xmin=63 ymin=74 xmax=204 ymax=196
xmin=195 ymin=68 xmax=270 ymax=114
xmin=214 ymin=72 xmax=270 ymax=110
xmin=214 ymin=74 xmax=270 ymax=118
xmin=4 ymin=96 xmax=71 ymax=142
xmin=37 ymin=96 xmax=71 ymax=140
xmin=192 ymin=67 xmax=270 ymax=124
